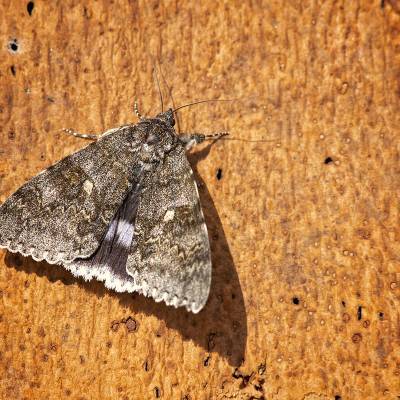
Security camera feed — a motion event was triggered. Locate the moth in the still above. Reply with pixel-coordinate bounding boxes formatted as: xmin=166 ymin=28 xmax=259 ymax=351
xmin=0 ymin=105 xmax=226 ymax=313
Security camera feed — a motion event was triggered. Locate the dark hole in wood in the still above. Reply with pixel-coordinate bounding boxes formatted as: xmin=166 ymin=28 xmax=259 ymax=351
xmin=204 ymin=355 xmax=211 ymax=366
xmin=357 ymin=305 xmax=362 ymax=320
xmin=9 ymin=40 xmax=19 ymax=52
xmin=324 ymin=157 xmax=333 ymax=164
xmin=292 ymin=297 xmax=299 ymax=305
xmin=27 ymin=1 xmax=34 ymax=15
xmin=216 ymin=168 xmax=222 ymax=180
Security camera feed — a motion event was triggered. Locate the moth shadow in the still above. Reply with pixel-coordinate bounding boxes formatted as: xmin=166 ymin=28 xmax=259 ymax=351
xmin=4 ymin=142 xmax=247 ymax=367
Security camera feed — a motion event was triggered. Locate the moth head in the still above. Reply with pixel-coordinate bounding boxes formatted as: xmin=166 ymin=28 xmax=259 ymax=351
xmin=155 ymin=109 xmax=175 ymax=127
xmin=142 ymin=109 xmax=177 ymax=160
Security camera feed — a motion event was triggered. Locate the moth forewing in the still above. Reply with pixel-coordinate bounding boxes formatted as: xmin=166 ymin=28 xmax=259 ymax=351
xmin=0 ymin=109 xmax=213 ymax=313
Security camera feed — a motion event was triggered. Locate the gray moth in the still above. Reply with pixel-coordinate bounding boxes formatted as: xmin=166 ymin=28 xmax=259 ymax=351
xmin=0 ymin=109 xmax=221 ymax=313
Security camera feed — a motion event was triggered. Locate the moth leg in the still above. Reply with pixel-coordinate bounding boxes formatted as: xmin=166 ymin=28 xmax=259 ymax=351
xmin=62 ymin=128 xmax=99 ymax=140
xmin=134 ymin=100 xmax=145 ymax=121
xmin=180 ymin=132 xmax=229 ymax=150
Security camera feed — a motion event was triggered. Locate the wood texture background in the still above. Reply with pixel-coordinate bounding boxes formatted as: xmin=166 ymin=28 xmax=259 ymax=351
xmin=1 ymin=1 xmax=400 ymax=399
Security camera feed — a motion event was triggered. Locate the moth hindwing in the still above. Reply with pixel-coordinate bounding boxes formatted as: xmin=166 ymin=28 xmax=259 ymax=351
xmin=0 ymin=109 xmax=211 ymax=313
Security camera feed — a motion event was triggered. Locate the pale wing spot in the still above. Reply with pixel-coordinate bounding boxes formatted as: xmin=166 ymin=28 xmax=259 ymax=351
xmin=146 ymin=133 xmax=157 ymax=143
xmin=83 ymin=179 xmax=94 ymax=195
xmin=163 ymin=209 xmax=175 ymax=222
xmin=142 ymin=143 xmax=151 ymax=152
xmin=118 ymin=219 xmax=133 ymax=233
xmin=116 ymin=219 xmax=135 ymax=249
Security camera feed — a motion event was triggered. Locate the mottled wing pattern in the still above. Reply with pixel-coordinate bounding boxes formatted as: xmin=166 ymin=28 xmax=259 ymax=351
xmin=126 ymin=143 xmax=211 ymax=313
xmin=63 ymin=181 xmax=142 ymax=292
xmin=0 ymin=125 xmax=145 ymax=264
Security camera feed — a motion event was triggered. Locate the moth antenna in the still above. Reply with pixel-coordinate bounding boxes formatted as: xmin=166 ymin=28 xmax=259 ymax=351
xmin=61 ymin=128 xmax=99 ymax=140
xmin=173 ymin=99 xmax=236 ymax=113
xmin=201 ymin=131 xmax=278 ymax=144
xmin=180 ymin=131 xmax=229 ymax=150
xmin=134 ymin=100 xmax=143 ymax=120
xmin=158 ymin=64 xmax=182 ymax=134
xmin=203 ymin=131 xmax=230 ymax=141
xmin=221 ymin=137 xmax=278 ymax=143
xmin=153 ymin=65 xmax=164 ymax=112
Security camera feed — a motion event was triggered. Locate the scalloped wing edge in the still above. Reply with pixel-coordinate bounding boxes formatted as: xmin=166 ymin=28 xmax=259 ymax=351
xmin=63 ymin=261 xmax=207 ymax=313
xmin=0 ymin=240 xmax=206 ymax=313
xmin=0 ymin=240 xmax=96 ymax=264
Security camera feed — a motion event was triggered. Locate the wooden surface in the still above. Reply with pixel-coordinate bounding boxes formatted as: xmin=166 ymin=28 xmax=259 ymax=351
xmin=1 ymin=1 xmax=399 ymax=399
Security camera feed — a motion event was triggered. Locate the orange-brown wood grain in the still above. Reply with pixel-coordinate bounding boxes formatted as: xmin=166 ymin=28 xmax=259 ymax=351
xmin=0 ymin=1 xmax=399 ymax=399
